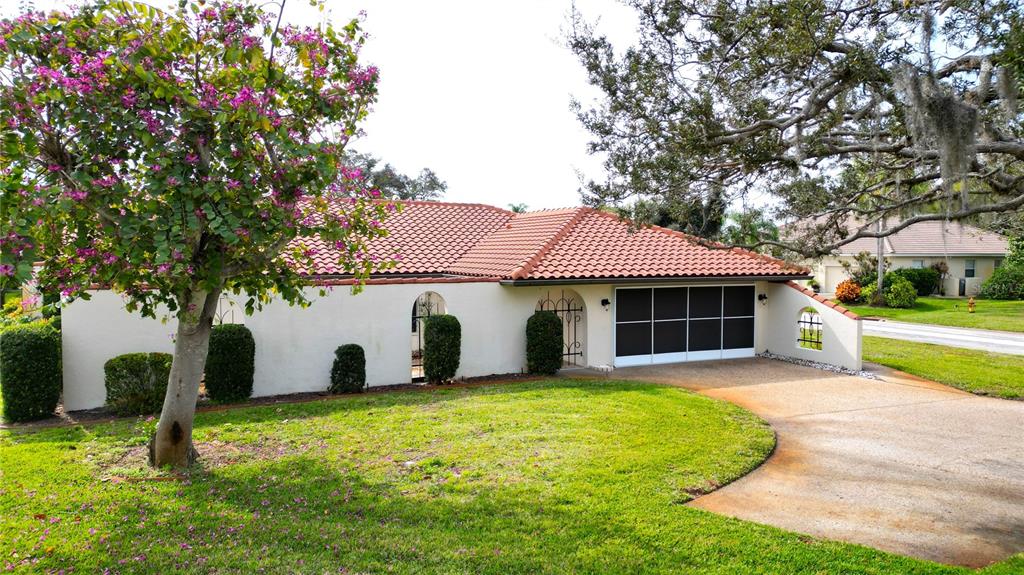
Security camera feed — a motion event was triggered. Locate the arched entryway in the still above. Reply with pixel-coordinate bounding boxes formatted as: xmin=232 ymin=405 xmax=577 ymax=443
xmin=536 ymin=289 xmax=587 ymax=367
xmin=411 ymin=291 xmax=447 ymax=380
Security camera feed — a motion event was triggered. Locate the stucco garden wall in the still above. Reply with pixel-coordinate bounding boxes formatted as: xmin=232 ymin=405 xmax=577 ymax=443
xmin=755 ymin=281 xmax=862 ymax=371
xmin=60 ymin=282 xmax=615 ymax=411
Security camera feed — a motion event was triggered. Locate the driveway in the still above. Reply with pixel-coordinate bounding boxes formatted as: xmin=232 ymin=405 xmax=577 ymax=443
xmin=609 ymin=358 xmax=1024 ymax=567
xmin=863 ymin=319 xmax=1024 ymax=355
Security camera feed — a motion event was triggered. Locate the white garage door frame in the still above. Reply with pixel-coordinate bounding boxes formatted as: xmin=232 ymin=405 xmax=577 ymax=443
xmin=612 ymin=284 xmax=756 ymax=368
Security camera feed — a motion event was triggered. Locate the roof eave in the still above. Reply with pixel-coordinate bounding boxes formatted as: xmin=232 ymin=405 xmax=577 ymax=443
xmin=501 ymin=273 xmax=813 ymax=286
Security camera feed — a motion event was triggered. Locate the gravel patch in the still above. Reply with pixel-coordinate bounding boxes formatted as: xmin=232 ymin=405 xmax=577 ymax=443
xmin=757 ymin=351 xmax=879 ymax=379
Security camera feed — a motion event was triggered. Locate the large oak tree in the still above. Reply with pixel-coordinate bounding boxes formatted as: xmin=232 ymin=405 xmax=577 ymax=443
xmin=569 ymin=0 xmax=1023 ymax=255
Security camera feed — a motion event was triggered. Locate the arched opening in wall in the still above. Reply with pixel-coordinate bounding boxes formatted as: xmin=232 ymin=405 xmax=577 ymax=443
xmin=411 ymin=291 xmax=447 ymax=380
xmin=797 ymin=307 xmax=823 ymax=351
xmin=536 ymin=289 xmax=587 ymax=367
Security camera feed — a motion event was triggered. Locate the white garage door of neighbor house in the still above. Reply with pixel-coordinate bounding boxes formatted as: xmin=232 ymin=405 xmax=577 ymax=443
xmin=614 ymin=285 xmax=755 ymax=367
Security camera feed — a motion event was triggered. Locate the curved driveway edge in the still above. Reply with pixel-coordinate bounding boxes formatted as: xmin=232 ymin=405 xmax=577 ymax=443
xmin=609 ymin=358 xmax=1024 ymax=568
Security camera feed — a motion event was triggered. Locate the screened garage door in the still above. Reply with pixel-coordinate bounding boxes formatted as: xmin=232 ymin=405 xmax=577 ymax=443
xmin=614 ymin=285 xmax=755 ymax=367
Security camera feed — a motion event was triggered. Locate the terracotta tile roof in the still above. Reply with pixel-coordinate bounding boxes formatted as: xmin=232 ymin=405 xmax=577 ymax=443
xmin=524 ymin=209 xmax=806 ymax=280
xmin=292 ymin=201 xmax=512 ymax=275
xmin=290 ymin=201 xmax=808 ymax=281
xmin=448 ymin=208 xmax=584 ymax=277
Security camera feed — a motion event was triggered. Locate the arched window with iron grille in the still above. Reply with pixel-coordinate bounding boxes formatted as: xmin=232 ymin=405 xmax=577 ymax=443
xmin=797 ymin=307 xmax=823 ymax=351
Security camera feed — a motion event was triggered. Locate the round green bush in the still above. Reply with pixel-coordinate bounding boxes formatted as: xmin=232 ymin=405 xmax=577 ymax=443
xmin=104 ymin=352 xmax=173 ymax=416
xmin=858 ymin=282 xmax=877 ymax=304
xmin=884 ymin=276 xmax=918 ymax=308
xmin=526 ymin=311 xmax=563 ymax=375
xmin=980 ymin=264 xmax=1024 ymax=300
xmin=205 ymin=324 xmax=255 ymax=402
xmin=330 ymin=344 xmax=366 ymax=393
xmin=0 ymin=322 xmax=62 ymax=422
xmin=423 ymin=314 xmax=461 ymax=384
xmin=889 ymin=268 xmax=940 ymax=296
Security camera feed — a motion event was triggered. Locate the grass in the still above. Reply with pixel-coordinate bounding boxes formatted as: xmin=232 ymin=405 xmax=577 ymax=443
xmin=863 ymin=336 xmax=1024 ymax=399
xmin=1 ymin=379 xmax=1022 ymax=574
xmin=842 ymin=296 xmax=1024 ymax=332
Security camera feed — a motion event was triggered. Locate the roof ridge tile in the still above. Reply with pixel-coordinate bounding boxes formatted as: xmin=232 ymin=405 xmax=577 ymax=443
xmin=509 ymin=207 xmax=588 ymax=280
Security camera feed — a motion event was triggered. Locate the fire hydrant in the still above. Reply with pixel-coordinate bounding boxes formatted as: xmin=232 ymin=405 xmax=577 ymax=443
xmin=968 ymin=297 xmax=976 ymax=314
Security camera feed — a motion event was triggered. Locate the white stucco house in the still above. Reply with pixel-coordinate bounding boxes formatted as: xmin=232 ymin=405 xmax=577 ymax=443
xmin=61 ymin=201 xmax=863 ymax=411
xmin=808 ymin=220 xmax=1009 ymax=296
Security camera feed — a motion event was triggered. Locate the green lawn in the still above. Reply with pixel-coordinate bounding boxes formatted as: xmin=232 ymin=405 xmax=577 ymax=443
xmin=843 ymin=296 xmax=1024 ymax=332
xmin=2 ymin=379 xmax=1022 ymax=574
xmin=864 ymin=336 xmax=1024 ymax=399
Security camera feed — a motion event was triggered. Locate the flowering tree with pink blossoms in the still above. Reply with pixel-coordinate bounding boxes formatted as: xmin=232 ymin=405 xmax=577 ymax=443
xmin=0 ymin=0 xmax=395 ymax=467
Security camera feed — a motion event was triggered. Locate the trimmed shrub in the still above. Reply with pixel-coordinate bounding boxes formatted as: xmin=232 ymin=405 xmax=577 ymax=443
xmin=980 ymin=264 xmax=1024 ymax=300
xmin=884 ymin=276 xmax=918 ymax=309
xmin=526 ymin=311 xmax=563 ymax=375
xmin=859 ymin=282 xmax=878 ymax=305
xmin=330 ymin=344 xmax=366 ymax=393
xmin=0 ymin=322 xmax=62 ymax=422
xmin=205 ymin=324 xmax=255 ymax=402
xmin=834 ymin=279 xmax=861 ymax=304
xmin=104 ymin=352 xmax=173 ymax=416
xmin=890 ymin=267 xmax=940 ymax=296
xmin=423 ymin=314 xmax=461 ymax=384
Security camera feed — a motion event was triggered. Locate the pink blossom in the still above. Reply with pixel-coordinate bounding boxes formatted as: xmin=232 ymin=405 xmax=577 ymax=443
xmin=185 ymin=153 xmax=199 ymax=164
xmin=0 ymin=264 xmax=14 ymax=277
xmin=121 ymin=89 xmax=137 ymax=108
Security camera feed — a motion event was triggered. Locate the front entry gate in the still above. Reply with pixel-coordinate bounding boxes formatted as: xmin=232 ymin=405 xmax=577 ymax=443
xmin=412 ymin=292 xmax=445 ymax=379
xmin=537 ymin=290 xmax=584 ymax=367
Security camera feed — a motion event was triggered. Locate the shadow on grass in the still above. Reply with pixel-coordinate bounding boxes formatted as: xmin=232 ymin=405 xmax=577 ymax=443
xmin=35 ymin=455 xmax=963 ymax=575
xmin=0 ymin=380 xmax=675 ymax=446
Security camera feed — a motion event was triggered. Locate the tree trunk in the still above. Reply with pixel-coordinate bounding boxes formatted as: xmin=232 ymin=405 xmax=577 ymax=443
xmin=875 ymin=220 xmax=886 ymax=306
xmin=149 ymin=287 xmax=222 ymax=468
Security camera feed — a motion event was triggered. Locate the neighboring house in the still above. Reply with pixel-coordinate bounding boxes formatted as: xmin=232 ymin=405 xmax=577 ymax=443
xmin=60 ymin=201 xmax=862 ymax=411
xmin=810 ymin=221 xmax=1008 ymax=296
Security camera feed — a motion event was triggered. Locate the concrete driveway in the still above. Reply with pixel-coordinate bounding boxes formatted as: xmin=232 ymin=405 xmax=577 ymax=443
xmin=609 ymin=358 xmax=1024 ymax=567
xmin=863 ymin=319 xmax=1024 ymax=355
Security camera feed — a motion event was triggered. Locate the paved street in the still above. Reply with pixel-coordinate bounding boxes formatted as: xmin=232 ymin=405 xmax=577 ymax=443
xmin=863 ymin=319 xmax=1024 ymax=355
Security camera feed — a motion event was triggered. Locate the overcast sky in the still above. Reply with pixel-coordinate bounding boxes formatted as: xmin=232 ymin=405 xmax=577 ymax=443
xmin=2 ymin=1 xmax=638 ymax=210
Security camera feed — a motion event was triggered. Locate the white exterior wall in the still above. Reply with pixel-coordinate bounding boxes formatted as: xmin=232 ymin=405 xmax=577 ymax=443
xmin=59 ymin=282 xmax=615 ymax=410
xmin=245 ymin=282 xmax=614 ymax=398
xmin=60 ymin=280 xmax=862 ymax=411
xmin=755 ymin=281 xmax=862 ymax=371
xmin=61 ymin=291 xmax=178 ymax=411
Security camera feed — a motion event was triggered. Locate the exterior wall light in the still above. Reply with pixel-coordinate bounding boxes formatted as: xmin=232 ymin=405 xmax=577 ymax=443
xmin=758 ymin=293 xmax=768 ymax=305
xmin=601 ymin=298 xmax=611 ymax=310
